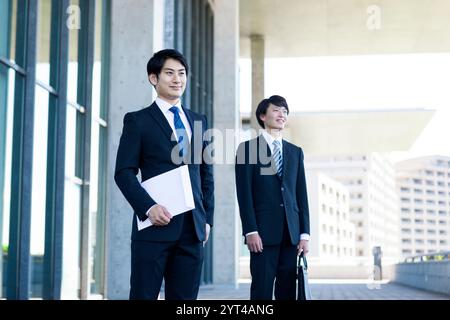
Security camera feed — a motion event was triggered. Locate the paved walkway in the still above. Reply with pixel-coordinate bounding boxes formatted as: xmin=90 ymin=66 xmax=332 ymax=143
xmin=193 ymin=279 xmax=450 ymax=300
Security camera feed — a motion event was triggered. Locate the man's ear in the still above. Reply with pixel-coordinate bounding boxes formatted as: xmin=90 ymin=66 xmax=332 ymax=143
xmin=259 ymin=113 xmax=266 ymax=123
xmin=149 ymin=74 xmax=158 ymax=86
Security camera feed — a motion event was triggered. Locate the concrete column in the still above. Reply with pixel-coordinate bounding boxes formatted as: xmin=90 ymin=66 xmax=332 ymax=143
xmin=106 ymin=0 xmax=162 ymax=299
xmin=213 ymin=0 xmax=240 ymax=287
xmin=250 ymin=35 xmax=265 ymax=130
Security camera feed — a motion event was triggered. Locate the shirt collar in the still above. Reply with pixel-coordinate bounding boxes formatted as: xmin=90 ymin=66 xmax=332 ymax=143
xmin=261 ymin=130 xmax=283 ymax=148
xmin=156 ymin=97 xmax=183 ymax=114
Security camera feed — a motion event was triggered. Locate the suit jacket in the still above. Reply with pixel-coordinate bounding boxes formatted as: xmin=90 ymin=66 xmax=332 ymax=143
xmin=235 ymin=135 xmax=310 ymax=246
xmin=114 ymin=102 xmax=214 ymax=242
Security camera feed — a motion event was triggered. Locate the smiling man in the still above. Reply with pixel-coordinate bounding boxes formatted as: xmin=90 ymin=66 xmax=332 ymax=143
xmin=235 ymin=95 xmax=310 ymax=300
xmin=114 ymin=49 xmax=214 ymax=300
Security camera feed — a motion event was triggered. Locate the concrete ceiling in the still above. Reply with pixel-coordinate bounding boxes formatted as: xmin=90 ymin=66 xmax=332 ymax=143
xmin=282 ymin=109 xmax=435 ymax=155
xmin=240 ymin=0 xmax=450 ymax=57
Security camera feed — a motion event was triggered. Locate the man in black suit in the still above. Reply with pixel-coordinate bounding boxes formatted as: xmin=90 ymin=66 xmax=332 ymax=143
xmin=115 ymin=49 xmax=214 ymax=300
xmin=235 ymin=95 xmax=310 ymax=300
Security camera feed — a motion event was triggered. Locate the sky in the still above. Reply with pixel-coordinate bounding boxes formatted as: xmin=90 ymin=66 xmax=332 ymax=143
xmin=240 ymin=53 xmax=450 ymax=162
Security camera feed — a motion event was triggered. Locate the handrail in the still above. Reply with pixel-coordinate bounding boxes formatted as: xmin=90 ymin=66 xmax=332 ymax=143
xmin=404 ymin=251 xmax=450 ymax=263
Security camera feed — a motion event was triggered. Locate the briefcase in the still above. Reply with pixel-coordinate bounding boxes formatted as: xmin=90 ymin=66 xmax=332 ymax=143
xmin=297 ymin=252 xmax=312 ymax=300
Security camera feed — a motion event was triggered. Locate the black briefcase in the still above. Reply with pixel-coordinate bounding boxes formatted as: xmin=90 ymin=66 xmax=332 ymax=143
xmin=297 ymin=252 xmax=312 ymax=300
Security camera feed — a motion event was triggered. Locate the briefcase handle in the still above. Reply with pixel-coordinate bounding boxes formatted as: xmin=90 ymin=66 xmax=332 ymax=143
xmin=298 ymin=252 xmax=308 ymax=270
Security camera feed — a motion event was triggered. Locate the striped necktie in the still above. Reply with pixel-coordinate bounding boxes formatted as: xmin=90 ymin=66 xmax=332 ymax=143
xmin=169 ymin=106 xmax=189 ymax=157
xmin=272 ymin=140 xmax=283 ymax=178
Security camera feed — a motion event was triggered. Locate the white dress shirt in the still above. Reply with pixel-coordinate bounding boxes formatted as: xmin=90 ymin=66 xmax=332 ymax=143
xmin=246 ymin=130 xmax=310 ymax=241
xmin=155 ymin=97 xmax=192 ymax=141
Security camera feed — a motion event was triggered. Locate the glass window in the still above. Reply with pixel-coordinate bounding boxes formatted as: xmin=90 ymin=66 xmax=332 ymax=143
xmin=0 ymin=66 xmax=16 ymax=298
xmin=89 ymin=0 xmax=108 ymax=296
xmin=1 ymin=0 xmax=18 ymax=299
xmin=36 ymin=0 xmax=52 ymax=85
xmin=61 ymin=105 xmax=82 ymax=299
xmin=29 ymin=85 xmax=50 ymax=298
xmin=67 ymin=0 xmax=80 ymax=104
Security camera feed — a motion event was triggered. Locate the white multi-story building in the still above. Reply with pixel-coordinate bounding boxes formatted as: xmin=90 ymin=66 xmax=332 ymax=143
xmin=305 ymin=153 xmax=400 ymax=263
xmin=396 ymin=156 xmax=450 ymax=257
xmin=306 ymin=170 xmax=355 ymax=260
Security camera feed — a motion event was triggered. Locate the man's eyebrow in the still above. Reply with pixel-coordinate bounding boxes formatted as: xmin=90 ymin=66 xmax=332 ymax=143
xmin=162 ymin=67 xmax=186 ymax=72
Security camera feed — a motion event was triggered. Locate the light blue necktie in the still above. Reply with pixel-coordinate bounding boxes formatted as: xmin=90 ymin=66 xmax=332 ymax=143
xmin=273 ymin=140 xmax=283 ymax=178
xmin=169 ymin=106 xmax=189 ymax=157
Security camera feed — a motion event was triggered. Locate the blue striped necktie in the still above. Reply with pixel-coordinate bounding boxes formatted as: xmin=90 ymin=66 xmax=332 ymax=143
xmin=272 ymin=140 xmax=283 ymax=178
xmin=169 ymin=106 xmax=189 ymax=157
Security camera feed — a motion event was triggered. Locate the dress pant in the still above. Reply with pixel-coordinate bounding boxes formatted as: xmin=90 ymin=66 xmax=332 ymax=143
xmin=129 ymin=212 xmax=204 ymax=300
xmin=250 ymin=217 xmax=297 ymax=300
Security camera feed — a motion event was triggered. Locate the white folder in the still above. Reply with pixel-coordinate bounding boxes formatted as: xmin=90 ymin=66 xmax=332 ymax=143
xmin=137 ymin=165 xmax=195 ymax=231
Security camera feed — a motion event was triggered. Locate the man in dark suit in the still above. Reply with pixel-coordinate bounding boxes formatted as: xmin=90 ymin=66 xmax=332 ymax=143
xmin=235 ymin=95 xmax=310 ymax=300
xmin=115 ymin=49 xmax=214 ymax=300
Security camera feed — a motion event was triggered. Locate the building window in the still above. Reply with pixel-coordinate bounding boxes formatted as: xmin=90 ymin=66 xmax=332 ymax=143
xmin=0 ymin=0 xmax=110 ymax=299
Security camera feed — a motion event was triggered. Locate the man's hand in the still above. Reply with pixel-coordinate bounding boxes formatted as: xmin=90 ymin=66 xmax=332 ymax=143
xmin=148 ymin=205 xmax=172 ymax=226
xmin=297 ymin=239 xmax=309 ymax=256
xmin=246 ymin=233 xmax=263 ymax=253
xmin=203 ymin=224 xmax=211 ymax=247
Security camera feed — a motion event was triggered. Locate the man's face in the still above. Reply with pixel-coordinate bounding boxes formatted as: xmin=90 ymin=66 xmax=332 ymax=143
xmin=260 ymin=103 xmax=288 ymax=131
xmin=149 ymin=58 xmax=187 ymax=102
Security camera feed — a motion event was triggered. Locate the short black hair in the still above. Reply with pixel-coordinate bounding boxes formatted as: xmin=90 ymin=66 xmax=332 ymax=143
xmin=255 ymin=95 xmax=289 ymax=128
xmin=146 ymin=49 xmax=189 ymax=77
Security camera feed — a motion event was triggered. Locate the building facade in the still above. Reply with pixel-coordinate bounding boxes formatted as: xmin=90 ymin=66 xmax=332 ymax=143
xmin=396 ymin=156 xmax=450 ymax=257
xmin=305 ymin=153 xmax=400 ymax=264
xmin=0 ymin=0 xmax=221 ymax=300
xmin=306 ymin=170 xmax=355 ymax=260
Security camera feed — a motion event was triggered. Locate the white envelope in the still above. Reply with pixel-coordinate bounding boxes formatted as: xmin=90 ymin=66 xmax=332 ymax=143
xmin=137 ymin=165 xmax=195 ymax=231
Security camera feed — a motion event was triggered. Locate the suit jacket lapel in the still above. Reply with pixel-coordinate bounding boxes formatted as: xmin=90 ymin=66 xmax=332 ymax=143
xmin=257 ymin=135 xmax=277 ymax=177
xmin=182 ymin=106 xmax=194 ymax=133
xmin=147 ymin=102 xmax=177 ymax=147
xmin=182 ymin=107 xmax=195 ymax=163
xmin=281 ymin=140 xmax=290 ymax=181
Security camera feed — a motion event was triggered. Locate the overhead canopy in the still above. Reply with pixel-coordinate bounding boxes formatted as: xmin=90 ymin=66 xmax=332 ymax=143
xmin=281 ymin=109 xmax=435 ymax=155
xmin=240 ymin=0 xmax=450 ymax=57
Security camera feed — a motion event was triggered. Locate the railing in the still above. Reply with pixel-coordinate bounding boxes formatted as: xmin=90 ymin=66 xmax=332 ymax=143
xmin=404 ymin=251 xmax=450 ymax=263
xmin=394 ymin=251 xmax=450 ymax=296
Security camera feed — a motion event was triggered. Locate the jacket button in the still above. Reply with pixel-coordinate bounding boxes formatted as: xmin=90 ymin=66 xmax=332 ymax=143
xmin=281 ymin=187 xmax=284 ymax=191
xmin=280 ymin=204 xmax=284 ymax=207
